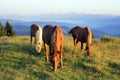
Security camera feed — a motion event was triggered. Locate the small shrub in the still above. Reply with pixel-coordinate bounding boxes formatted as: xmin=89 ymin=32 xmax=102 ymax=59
xmin=101 ymin=35 xmax=115 ymax=42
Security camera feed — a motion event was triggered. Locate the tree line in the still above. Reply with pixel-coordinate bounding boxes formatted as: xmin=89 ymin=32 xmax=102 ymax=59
xmin=0 ymin=21 xmax=16 ymax=37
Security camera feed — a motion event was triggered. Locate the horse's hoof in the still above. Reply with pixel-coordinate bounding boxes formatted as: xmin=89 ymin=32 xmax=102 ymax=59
xmin=53 ymin=69 xmax=57 ymax=72
xmin=61 ymin=66 xmax=64 ymax=69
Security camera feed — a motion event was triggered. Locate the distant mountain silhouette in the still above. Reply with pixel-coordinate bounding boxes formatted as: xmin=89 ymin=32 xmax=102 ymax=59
xmin=0 ymin=13 xmax=120 ymax=38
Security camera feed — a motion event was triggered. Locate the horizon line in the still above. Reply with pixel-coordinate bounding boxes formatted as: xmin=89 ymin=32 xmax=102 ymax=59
xmin=0 ymin=12 xmax=120 ymax=16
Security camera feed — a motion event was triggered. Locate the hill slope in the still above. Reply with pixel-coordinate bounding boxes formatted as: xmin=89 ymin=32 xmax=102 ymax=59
xmin=0 ymin=36 xmax=120 ymax=80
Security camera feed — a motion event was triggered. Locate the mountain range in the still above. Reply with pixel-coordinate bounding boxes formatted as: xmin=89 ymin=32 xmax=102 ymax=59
xmin=0 ymin=13 xmax=120 ymax=38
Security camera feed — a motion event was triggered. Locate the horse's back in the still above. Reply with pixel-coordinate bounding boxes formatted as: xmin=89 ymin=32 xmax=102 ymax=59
xmin=69 ymin=26 xmax=83 ymax=39
xmin=69 ymin=26 xmax=83 ymax=33
xmin=77 ymin=27 xmax=92 ymax=43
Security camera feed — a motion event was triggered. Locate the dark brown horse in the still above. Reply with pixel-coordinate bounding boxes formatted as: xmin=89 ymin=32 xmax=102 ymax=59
xmin=69 ymin=26 xmax=92 ymax=56
xmin=43 ymin=24 xmax=64 ymax=71
xmin=30 ymin=24 xmax=42 ymax=53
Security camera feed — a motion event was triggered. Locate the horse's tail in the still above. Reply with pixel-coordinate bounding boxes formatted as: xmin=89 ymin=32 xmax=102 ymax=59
xmin=68 ymin=29 xmax=72 ymax=34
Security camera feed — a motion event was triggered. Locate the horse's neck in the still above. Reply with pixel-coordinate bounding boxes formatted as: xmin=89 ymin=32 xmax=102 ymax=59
xmin=36 ymin=29 xmax=42 ymax=44
xmin=88 ymin=31 xmax=92 ymax=45
xmin=51 ymin=30 xmax=60 ymax=52
xmin=86 ymin=28 xmax=92 ymax=45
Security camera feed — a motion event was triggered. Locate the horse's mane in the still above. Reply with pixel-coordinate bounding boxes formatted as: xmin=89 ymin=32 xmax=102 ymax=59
xmin=50 ymin=26 xmax=61 ymax=53
xmin=85 ymin=27 xmax=92 ymax=45
xmin=35 ymin=25 xmax=42 ymax=45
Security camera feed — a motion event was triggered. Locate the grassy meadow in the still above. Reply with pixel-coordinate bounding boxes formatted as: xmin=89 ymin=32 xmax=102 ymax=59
xmin=0 ymin=36 xmax=120 ymax=80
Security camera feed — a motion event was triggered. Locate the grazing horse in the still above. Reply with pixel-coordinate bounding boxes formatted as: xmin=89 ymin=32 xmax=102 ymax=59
xmin=69 ymin=26 xmax=92 ymax=56
xmin=43 ymin=25 xmax=64 ymax=71
xmin=30 ymin=24 xmax=42 ymax=53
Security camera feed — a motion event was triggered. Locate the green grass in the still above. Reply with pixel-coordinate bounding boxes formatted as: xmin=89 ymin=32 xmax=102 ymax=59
xmin=0 ymin=36 xmax=120 ymax=80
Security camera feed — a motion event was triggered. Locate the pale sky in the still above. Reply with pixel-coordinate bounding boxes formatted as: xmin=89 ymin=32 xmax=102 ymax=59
xmin=0 ymin=0 xmax=120 ymax=16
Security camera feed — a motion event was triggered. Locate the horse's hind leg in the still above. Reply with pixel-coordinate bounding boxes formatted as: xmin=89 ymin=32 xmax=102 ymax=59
xmin=44 ymin=43 xmax=49 ymax=62
xmin=81 ymin=42 xmax=83 ymax=50
xmin=30 ymin=36 xmax=32 ymax=47
xmin=85 ymin=45 xmax=88 ymax=50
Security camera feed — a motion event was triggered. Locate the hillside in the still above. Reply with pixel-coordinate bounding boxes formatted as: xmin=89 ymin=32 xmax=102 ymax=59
xmin=0 ymin=36 xmax=120 ymax=80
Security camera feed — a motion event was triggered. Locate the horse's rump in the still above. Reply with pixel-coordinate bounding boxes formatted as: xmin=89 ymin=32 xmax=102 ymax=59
xmin=43 ymin=24 xmax=54 ymax=45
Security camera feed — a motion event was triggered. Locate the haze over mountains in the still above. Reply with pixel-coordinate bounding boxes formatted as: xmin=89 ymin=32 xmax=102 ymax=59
xmin=0 ymin=13 xmax=120 ymax=38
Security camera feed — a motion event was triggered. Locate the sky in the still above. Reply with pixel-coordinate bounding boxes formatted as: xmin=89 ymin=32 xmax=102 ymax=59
xmin=0 ymin=0 xmax=120 ymax=16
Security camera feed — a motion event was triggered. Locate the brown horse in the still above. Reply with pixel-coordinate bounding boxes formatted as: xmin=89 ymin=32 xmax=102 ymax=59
xmin=43 ymin=24 xmax=64 ymax=71
xmin=30 ymin=24 xmax=42 ymax=53
xmin=69 ymin=26 xmax=92 ymax=56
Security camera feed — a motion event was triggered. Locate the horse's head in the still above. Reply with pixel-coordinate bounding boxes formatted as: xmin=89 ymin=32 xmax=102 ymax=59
xmin=35 ymin=29 xmax=42 ymax=53
xmin=50 ymin=50 xmax=60 ymax=71
xmin=35 ymin=42 xmax=42 ymax=53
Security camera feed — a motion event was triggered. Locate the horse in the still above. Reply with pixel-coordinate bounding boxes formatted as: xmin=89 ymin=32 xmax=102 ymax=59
xmin=43 ymin=24 xmax=64 ymax=71
xmin=69 ymin=26 xmax=92 ymax=56
xmin=30 ymin=24 xmax=42 ymax=53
